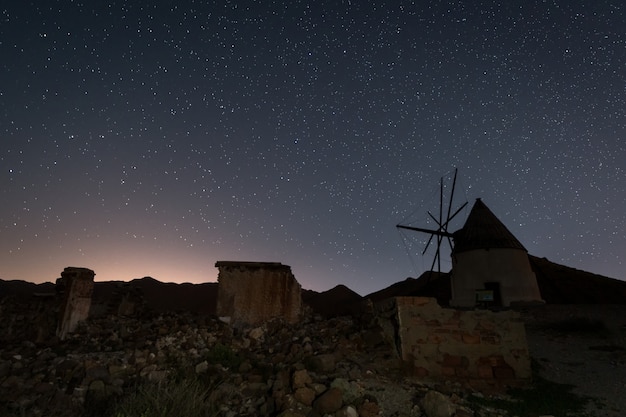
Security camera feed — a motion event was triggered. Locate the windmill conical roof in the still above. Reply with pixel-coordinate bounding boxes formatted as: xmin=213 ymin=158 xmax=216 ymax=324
xmin=452 ymin=198 xmax=527 ymax=254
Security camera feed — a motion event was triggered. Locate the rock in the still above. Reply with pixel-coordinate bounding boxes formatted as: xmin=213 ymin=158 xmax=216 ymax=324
xmin=331 ymin=378 xmax=363 ymax=403
xmin=249 ymin=327 xmax=265 ymax=341
xmin=310 ymin=382 xmax=327 ymax=395
xmin=308 ymin=353 xmax=336 ymax=372
xmin=294 ymin=386 xmax=316 ymax=406
xmin=313 ymin=387 xmax=343 ymax=414
xmin=338 ymin=405 xmax=359 ymax=417
xmin=195 ymin=360 xmax=209 ymax=374
xmin=357 ymin=399 xmax=381 ymax=417
xmin=422 ymin=390 xmax=456 ymax=417
xmin=87 ymin=379 xmax=107 ymax=399
xmin=292 ymin=369 xmax=312 ymax=389
xmin=238 ymin=360 xmax=253 ymax=373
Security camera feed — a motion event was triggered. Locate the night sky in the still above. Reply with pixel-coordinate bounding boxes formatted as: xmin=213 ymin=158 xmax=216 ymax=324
xmin=1 ymin=1 xmax=624 ymax=295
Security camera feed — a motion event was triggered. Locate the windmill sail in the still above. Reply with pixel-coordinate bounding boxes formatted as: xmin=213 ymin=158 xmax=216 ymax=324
xmin=396 ymin=168 xmax=467 ymax=274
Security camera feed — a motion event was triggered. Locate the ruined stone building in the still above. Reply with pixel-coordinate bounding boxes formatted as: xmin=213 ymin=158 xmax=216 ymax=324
xmin=215 ymin=261 xmax=302 ymax=325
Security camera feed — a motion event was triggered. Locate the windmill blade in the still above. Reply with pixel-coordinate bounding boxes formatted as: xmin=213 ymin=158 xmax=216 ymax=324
xmin=427 ymin=210 xmax=442 ymax=227
xmin=438 ymin=176 xmax=444 ymax=232
xmin=445 ymin=201 xmax=469 ymax=225
xmin=396 ymin=224 xmax=452 ymax=237
xmin=422 ymin=232 xmax=435 ymax=255
xmin=396 ymin=168 xmax=468 ymax=274
xmin=430 ymin=250 xmax=437 ymax=272
xmin=397 ymin=224 xmax=448 ymax=261
xmin=442 ymin=200 xmax=468 ymax=251
xmin=430 ymin=237 xmax=440 ymax=272
xmin=445 ymin=168 xmax=458 ymax=231
xmin=438 ymin=200 xmax=468 ymax=242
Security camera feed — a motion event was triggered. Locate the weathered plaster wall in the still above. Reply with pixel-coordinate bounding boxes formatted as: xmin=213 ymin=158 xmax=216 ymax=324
xmin=378 ymin=297 xmax=531 ymax=387
xmin=451 ymin=248 xmax=543 ymax=307
xmin=215 ymin=261 xmax=301 ymax=325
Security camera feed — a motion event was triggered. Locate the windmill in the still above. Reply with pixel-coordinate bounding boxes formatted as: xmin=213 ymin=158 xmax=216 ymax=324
xmin=397 ymin=168 xmax=468 ymax=274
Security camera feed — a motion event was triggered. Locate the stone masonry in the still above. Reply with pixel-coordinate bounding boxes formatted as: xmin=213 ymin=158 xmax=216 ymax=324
xmin=56 ymin=267 xmax=95 ymax=340
xmin=215 ymin=261 xmax=301 ymax=325
xmin=377 ymin=297 xmax=531 ymax=387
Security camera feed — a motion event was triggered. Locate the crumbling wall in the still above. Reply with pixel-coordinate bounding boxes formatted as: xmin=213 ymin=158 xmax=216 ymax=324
xmin=377 ymin=297 xmax=531 ymax=386
xmin=215 ymin=261 xmax=301 ymax=325
xmin=0 ymin=294 xmax=57 ymax=345
xmin=56 ymin=267 xmax=95 ymax=339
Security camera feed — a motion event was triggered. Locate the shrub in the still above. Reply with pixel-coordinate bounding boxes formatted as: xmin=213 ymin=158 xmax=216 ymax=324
xmin=107 ymin=377 xmax=217 ymax=417
xmin=205 ymin=343 xmax=242 ymax=370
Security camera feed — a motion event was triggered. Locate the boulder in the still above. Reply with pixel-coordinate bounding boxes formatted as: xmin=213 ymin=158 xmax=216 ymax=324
xmin=422 ymin=390 xmax=456 ymax=417
xmin=313 ymin=387 xmax=343 ymax=414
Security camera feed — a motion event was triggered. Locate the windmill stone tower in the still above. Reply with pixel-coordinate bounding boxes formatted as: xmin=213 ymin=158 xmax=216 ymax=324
xmin=450 ymin=198 xmax=543 ymax=307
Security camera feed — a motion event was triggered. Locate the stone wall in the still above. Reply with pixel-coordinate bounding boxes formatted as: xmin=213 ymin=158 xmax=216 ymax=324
xmin=215 ymin=261 xmax=301 ymax=325
xmin=377 ymin=297 xmax=531 ymax=387
xmin=56 ymin=267 xmax=95 ymax=340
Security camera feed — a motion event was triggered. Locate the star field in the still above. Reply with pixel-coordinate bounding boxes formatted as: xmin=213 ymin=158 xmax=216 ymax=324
xmin=1 ymin=1 xmax=625 ymax=295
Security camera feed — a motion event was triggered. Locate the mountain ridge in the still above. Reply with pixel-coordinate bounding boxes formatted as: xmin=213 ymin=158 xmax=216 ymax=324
xmin=2 ymin=255 xmax=625 ymax=318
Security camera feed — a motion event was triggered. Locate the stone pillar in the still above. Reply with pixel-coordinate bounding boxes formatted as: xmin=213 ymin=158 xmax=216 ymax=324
xmin=56 ymin=267 xmax=95 ymax=340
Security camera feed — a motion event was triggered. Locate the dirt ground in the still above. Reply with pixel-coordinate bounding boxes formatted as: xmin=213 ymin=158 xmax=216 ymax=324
xmin=521 ymin=305 xmax=626 ymax=416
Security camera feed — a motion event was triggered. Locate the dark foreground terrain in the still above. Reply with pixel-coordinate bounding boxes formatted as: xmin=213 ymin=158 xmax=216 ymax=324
xmin=1 ymin=291 xmax=625 ymax=416
xmin=1 ymin=258 xmax=625 ymax=417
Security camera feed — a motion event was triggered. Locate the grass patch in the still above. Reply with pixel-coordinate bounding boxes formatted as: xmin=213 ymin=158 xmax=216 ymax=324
xmin=205 ymin=343 xmax=242 ymax=370
xmin=106 ymin=377 xmax=218 ymax=417
xmin=91 ymin=344 xmax=243 ymax=417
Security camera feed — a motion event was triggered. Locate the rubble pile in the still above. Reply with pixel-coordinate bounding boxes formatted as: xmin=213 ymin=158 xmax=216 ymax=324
xmin=0 ymin=301 xmax=511 ymax=417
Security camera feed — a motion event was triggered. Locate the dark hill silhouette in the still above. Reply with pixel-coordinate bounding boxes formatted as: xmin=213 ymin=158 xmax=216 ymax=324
xmin=125 ymin=277 xmax=218 ymax=315
xmin=365 ymin=271 xmax=451 ymax=306
xmin=302 ymin=284 xmax=363 ymax=318
xmin=0 ymin=278 xmax=218 ymax=315
xmin=0 ymin=279 xmax=55 ymax=300
xmin=88 ymin=277 xmax=218 ymax=315
xmin=529 ymin=255 xmax=626 ymax=304
xmin=1 ymin=256 xmax=624 ymax=317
